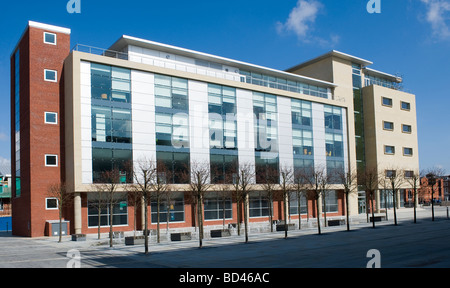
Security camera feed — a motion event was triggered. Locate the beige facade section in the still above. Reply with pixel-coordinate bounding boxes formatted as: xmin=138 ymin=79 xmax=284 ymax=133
xmin=362 ymin=85 xmax=419 ymax=188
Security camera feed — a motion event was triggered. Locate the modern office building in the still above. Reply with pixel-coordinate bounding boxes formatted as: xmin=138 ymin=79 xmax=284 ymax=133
xmin=11 ymin=21 xmax=420 ymax=237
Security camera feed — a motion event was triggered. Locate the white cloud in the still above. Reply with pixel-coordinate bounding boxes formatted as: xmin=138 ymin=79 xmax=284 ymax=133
xmin=420 ymin=0 xmax=450 ymax=40
xmin=0 ymin=133 xmax=7 ymax=141
xmin=276 ymin=0 xmax=339 ymax=46
xmin=0 ymin=156 xmax=10 ymax=167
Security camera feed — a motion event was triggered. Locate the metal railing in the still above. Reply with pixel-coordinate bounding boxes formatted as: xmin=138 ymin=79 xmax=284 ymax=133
xmin=72 ymin=44 xmax=129 ymax=60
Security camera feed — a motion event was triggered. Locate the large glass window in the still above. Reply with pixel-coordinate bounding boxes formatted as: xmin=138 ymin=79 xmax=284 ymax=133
xmin=327 ymin=160 xmax=345 ymax=184
xmin=249 ymin=192 xmax=271 ymax=218
xmin=91 ymin=64 xmax=131 ymax=103
xmin=151 ymin=194 xmax=185 ymax=223
xmin=293 ymin=129 xmax=313 ymax=156
xmin=254 ymin=92 xmax=278 ymax=152
xmin=87 ymin=193 xmax=128 ymax=227
xmin=208 ymin=84 xmax=237 ymax=150
xmin=91 ymin=64 xmax=132 ymax=183
xmin=155 ymin=75 xmax=188 ymax=111
xmin=255 ymin=153 xmax=279 ymax=184
xmin=324 ymin=105 xmax=342 ymax=131
xmin=156 ymin=152 xmax=190 ymax=184
xmin=92 ymin=106 xmax=132 ymax=144
xmin=204 ymin=193 xmax=232 ymax=220
xmin=289 ymin=192 xmax=308 ymax=215
xmin=326 ymin=133 xmax=344 ymax=158
xmin=210 ymin=154 xmax=238 ymax=184
xmin=92 ymin=148 xmax=132 ymax=183
xmin=292 ymin=99 xmax=312 ymax=127
xmin=155 ymin=112 xmax=189 ymax=148
xmin=324 ymin=190 xmax=338 ymax=213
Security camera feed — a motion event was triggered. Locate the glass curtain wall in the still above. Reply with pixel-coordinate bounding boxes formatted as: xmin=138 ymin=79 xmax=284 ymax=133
xmin=291 ymin=99 xmax=314 ymax=177
xmin=154 ymin=74 xmax=190 ymax=184
xmin=253 ymin=92 xmax=279 ymax=183
xmin=208 ymin=84 xmax=238 ymax=184
xmin=91 ymin=63 xmax=132 ymax=183
xmin=325 ymin=105 xmax=345 ymax=184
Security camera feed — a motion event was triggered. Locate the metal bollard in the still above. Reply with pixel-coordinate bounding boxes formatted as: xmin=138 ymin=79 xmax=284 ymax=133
xmin=447 ymin=207 xmax=449 ymax=220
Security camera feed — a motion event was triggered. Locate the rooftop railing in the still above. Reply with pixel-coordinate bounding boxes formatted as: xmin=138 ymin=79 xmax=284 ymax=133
xmin=72 ymin=44 xmax=129 ymax=60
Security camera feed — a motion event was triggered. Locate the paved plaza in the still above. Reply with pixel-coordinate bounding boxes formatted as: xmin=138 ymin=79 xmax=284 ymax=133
xmin=0 ymin=206 xmax=449 ymax=269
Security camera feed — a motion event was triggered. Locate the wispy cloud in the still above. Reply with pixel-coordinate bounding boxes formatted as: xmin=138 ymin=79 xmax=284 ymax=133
xmin=0 ymin=156 xmax=10 ymax=167
xmin=276 ymin=0 xmax=339 ymax=47
xmin=420 ymin=0 xmax=450 ymax=40
xmin=0 ymin=133 xmax=8 ymax=141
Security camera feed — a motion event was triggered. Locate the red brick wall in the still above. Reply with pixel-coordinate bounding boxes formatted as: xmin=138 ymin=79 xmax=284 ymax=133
xmin=11 ymin=25 xmax=70 ymax=237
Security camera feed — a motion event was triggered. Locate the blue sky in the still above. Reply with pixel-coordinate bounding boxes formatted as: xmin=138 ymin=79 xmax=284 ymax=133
xmin=0 ymin=0 xmax=449 ymax=173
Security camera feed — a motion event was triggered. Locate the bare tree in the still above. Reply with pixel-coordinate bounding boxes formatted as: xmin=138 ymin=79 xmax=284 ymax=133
xmin=302 ymin=165 xmax=325 ymax=235
xmin=131 ymin=158 xmax=163 ymax=254
xmin=280 ymin=166 xmax=294 ymax=239
xmin=293 ymin=169 xmax=309 ymax=230
xmin=47 ymin=182 xmax=72 ymax=243
xmin=386 ymin=167 xmax=405 ymax=226
xmin=90 ymin=183 xmax=109 ymax=240
xmin=360 ymin=167 xmax=380 ymax=228
xmin=96 ymin=168 xmax=125 ymax=248
xmin=235 ymin=162 xmax=254 ymax=243
xmin=404 ymin=169 xmax=421 ymax=223
xmin=259 ymin=166 xmax=279 ymax=232
xmin=319 ymin=169 xmax=332 ymax=228
xmin=335 ymin=168 xmax=358 ymax=231
xmin=425 ymin=166 xmax=446 ymax=221
xmin=187 ymin=160 xmax=211 ymax=248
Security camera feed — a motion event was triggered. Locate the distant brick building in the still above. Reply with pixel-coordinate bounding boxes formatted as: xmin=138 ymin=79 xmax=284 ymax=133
xmin=418 ymin=177 xmax=445 ymax=204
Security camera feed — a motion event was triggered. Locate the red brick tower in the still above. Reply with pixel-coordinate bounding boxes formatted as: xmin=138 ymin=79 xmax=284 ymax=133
xmin=10 ymin=22 xmax=71 ymax=237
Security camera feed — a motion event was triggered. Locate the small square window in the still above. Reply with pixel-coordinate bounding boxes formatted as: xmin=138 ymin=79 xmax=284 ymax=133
xmin=45 ymin=112 xmax=58 ymax=124
xmin=404 ymin=171 xmax=414 ymax=178
xmin=44 ymin=69 xmax=57 ymax=82
xmin=382 ymin=97 xmax=393 ymax=107
xmin=402 ymin=124 xmax=412 ymax=133
xmin=44 ymin=32 xmax=57 ymax=45
xmin=385 ymin=145 xmax=395 ymax=155
xmin=46 ymin=198 xmax=58 ymax=210
xmin=45 ymin=155 xmax=58 ymax=167
xmin=383 ymin=121 xmax=394 ymax=131
xmin=385 ymin=170 xmax=396 ymax=178
xmin=401 ymin=101 xmax=411 ymax=111
xmin=403 ymin=147 xmax=413 ymax=156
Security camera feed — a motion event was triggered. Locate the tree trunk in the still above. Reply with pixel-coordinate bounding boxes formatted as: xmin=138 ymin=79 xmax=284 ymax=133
xmin=345 ymin=191 xmax=350 ymax=231
xmin=393 ymin=189 xmax=398 ymax=225
xmin=284 ymin=192 xmax=288 ymax=239
xmin=371 ymin=192 xmax=375 ymax=228
xmin=58 ymin=208 xmax=63 ymax=243
xmin=244 ymin=194 xmax=249 ymax=243
xmin=316 ymin=195 xmax=321 ymax=235
xmin=323 ymin=193 xmax=327 ymax=227
xmin=297 ymin=191 xmax=301 ymax=230
xmin=144 ymin=196 xmax=149 ymax=254
xmin=109 ymin=200 xmax=113 ymax=248
xmin=198 ymin=194 xmax=203 ymax=248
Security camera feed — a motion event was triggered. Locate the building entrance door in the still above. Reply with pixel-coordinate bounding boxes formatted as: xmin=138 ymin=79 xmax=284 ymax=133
xmin=358 ymin=191 xmax=366 ymax=214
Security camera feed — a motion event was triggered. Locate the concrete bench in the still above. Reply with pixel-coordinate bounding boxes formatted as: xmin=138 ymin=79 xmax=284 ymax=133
xmin=276 ymin=223 xmax=296 ymax=231
xmin=328 ymin=219 xmax=345 ymax=226
xmin=171 ymin=232 xmax=192 ymax=241
xmin=370 ymin=216 xmax=385 ymax=222
xmin=211 ymin=229 xmax=231 ymax=238
xmin=125 ymin=235 xmax=146 ymax=246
